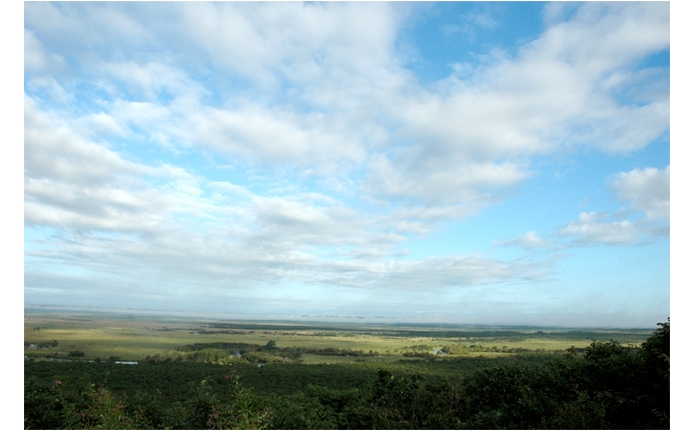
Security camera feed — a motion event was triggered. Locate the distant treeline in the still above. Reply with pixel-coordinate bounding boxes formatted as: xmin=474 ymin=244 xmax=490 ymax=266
xmin=203 ymin=322 xmax=651 ymax=341
xmin=168 ymin=341 xmax=381 ymax=363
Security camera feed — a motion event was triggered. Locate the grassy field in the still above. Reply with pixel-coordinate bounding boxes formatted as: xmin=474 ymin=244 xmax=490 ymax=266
xmin=24 ymin=310 xmax=654 ymax=363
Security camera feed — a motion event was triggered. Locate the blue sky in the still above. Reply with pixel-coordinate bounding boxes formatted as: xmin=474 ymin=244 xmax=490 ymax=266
xmin=23 ymin=2 xmax=670 ymax=328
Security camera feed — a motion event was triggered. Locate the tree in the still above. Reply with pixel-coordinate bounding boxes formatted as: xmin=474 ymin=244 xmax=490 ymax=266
xmin=263 ymin=340 xmax=277 ymax=350
xmin=642 ymin=318 xmax=669 ymax=361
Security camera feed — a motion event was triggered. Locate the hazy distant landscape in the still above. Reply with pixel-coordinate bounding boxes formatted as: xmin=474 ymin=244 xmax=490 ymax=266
xmin=24 ymin=308 xmax=654 ymax=363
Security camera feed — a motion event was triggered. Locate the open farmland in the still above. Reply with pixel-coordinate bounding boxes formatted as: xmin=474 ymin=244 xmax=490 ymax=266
xmin=24 ymin=310 xmax=652 ymax=363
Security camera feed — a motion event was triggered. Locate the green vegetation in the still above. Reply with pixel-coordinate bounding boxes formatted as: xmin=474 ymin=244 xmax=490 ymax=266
xmin=24 ymin=312 xmax=650 ymax=362
xmin=24 ymin=312 xmax=668 ymax=429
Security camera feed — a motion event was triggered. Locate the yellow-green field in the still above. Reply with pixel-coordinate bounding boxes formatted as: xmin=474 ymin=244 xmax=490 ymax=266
xmin=24 ymin=312 xmax=652 ymax=363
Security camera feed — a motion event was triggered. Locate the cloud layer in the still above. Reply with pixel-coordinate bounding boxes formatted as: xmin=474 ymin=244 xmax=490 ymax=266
xmin=24 ymin=2 xmax=669 ymax=325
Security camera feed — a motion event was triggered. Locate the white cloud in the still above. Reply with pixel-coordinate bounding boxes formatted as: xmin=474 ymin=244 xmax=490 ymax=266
xmin=24 ymin=2 xmax=154 ymax=62
xmin=171 ymin=1 xmax=402 ymax=92
xmin=25 ymin=99 xmax=168 ymax=235
xmin=188 ymin=104 xmax=367 ymax=174
xmin=103 ymin=62 xmax=207 ymax=102
xmin=24 ymin=29 xmax=64 ymax=76
xmin=558 ymin=212 xmax=637 ymax=245
xmin=24 ymin=96 xmax=135 ymax=187
xmin=613 ymin=165 xmax=670 ymax=220
xmin=494 ymin=231 xmax=552 ymax=250
xmin=556 ymin=164 xmax=669 ymax=246
xmin=25 ymin=78 xmax=73 ymax=106
xmin=365 ymin=153 xmax=526 ymax=207
xmin=24 ymin=96 xmax=243 ymax=237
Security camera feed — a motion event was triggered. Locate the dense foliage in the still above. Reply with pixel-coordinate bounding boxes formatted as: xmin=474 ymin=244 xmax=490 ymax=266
xmin=25 ymin=320 xmax=669 ymax=429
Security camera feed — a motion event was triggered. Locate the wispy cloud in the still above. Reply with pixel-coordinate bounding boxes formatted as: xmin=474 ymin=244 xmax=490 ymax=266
xmin=557 ymin=212 xmax=638 ymax=245
xmin=557 ymin=166 xmax=670 ymax=245
xmin=493 ymin=231 xmax=554 ymax=250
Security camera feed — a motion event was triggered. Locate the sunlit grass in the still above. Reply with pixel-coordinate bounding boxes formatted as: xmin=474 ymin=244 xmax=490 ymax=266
xmin=25 ymin=312 xmax=651 ymax=362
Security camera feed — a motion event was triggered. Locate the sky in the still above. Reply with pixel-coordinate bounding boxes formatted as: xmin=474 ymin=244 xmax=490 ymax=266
xmin=23 ymin=1 xmax=671 ymax=328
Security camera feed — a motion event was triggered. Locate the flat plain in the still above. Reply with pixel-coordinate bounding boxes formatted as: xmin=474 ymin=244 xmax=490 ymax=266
xmin=24 ymin=310 xmax=653 ymax=363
